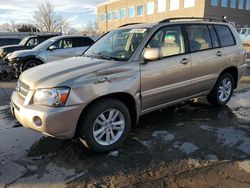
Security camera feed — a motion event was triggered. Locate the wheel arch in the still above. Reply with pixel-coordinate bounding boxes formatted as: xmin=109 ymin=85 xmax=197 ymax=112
xmin=75 ymin=92 xmax=138 ymax=137
xmin=219 ymin=66 xmax=238 ymax=89
xmin=21 ymin=56 xmax=45 ymax=70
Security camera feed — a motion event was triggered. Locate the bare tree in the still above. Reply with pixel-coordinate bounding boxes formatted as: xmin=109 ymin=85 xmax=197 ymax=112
xmin=83 ymin=21 xmax=99 ymax=35
xmin=33 ymin=2 xmax=63 ymax=32
xmin=1 ymin=21 xmax=17 ymax=32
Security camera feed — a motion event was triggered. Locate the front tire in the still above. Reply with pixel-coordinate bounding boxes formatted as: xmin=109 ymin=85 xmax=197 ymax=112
xmin=207 ymin=73 xmax=234 ymax=106
xmin=22 ymin=59 xmax=41 ymax=72
xmin=78 ymin=98 xmax=131 ymax=153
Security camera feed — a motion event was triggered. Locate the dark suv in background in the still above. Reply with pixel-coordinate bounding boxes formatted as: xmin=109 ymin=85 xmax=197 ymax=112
xmin=0 ymin=37 xmax=21 ymax=47
xmin=0 ymin=34 xmax=59 ymax=60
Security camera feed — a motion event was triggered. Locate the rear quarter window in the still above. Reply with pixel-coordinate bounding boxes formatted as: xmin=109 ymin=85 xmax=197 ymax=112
xmin=214 ymin=25 xmax=235 ymax=47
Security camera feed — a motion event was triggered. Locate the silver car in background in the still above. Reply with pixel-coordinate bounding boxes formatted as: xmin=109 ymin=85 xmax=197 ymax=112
xmin=239 ymin=28 xmax=250 ymax=45
xmin=7 ymin=35 xmax=97 ymax=74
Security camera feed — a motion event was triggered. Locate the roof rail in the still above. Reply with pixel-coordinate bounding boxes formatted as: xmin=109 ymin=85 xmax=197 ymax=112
xmin=159 ymin=16 xmax=228 ymax=23
xmin=119 ymin=23 xmax=142 ymax=28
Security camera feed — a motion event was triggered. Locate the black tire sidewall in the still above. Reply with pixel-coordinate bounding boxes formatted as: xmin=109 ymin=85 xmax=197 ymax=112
xmin=23 ymin=60 xmax=40 ymax=72
xmin=79 ymin=98 xmax=131 ymax=153
xmin=208 ymin=73 xmax=234 ymax=106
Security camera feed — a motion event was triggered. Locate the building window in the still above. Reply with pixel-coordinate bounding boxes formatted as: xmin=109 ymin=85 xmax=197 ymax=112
xmin=101 ymin=14 xmax=106 ymax=23
xmin=230 ymin=0 xmax=237 ymax=8
xmin=221 ymin=0 xmax=228 ymax=7
xmin=147 ymin=2 xmax=154 ymax=15
xmin=238 ymin=0 xmax=245 ymax=9
xmin=158 ymin=0 xmax=166 ymax=12
xmin=211 ymin=0 xmax=219 ymax=6
xmin=107 ymin=12 xmax=112 ymax=22
xmin=137 ymin=5 xmax=144 ymax=16
xmin=184 ymin=0 xmax=195 ymax=8
xmin=113 ymin=10 xmax=119 ymax=19
xmin=128 ymin=7 xmax=135 ymax=17
xmin=169 ymin=0 xmax=179 ymax=10
xmin=120 ymin=8 xmax=126 ymax=19
xmin=246 ymin=0 xmax=250 ymax=10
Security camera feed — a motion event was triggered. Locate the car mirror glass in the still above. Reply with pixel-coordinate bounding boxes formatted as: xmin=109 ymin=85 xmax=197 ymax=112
xmin=143 ymin=48 xmax=162 ymax=63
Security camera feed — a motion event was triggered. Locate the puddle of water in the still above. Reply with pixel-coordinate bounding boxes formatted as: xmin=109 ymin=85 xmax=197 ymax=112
xmin=174 ymin=142 xmax=199 ymax=155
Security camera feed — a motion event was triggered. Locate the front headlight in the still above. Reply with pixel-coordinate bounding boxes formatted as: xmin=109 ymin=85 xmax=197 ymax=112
xmin=33 ymin=87 xmax=70 ymax=107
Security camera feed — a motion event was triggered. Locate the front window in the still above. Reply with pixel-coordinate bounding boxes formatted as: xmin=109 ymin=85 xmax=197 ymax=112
xmin=19 ymin=37 xmax=30 ymax=46
xmin=84 ymin=28 xmax=150 ymax=61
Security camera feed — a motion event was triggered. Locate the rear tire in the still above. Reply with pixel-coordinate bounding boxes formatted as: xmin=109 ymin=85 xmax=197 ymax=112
xmin=78 ymin=98 xmax=131 ymax=153
xmin=207 ymin=73 xmax=234 ymax=106
xmin=22 ymin=59 xmax=41 ymax=72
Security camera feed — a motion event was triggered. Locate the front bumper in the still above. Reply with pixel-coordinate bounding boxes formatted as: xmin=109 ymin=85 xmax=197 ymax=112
xmin=11 ymin=91 xmax=83 ymax=139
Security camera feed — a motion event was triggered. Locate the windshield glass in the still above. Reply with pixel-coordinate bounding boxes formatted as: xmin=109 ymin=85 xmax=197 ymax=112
xmin=84 ymin=28 xmax=150 ymax=61
xmin=19 ymin=37 xmax=30 ymax=45
xmin=33 ymin=38 xmax=55 ymax=50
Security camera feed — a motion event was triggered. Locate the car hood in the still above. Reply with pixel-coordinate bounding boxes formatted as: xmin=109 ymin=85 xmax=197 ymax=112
xmin=0 ymin=45 xmax=29 ymax=57
xmin=19 ymin=56 xmax=127 ymax=90
xmin=8 ymin=49 xmax=40 ymax=59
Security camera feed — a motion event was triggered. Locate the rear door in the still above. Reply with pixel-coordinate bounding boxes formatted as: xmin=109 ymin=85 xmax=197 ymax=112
xmin=185 ymin=24 xmax=226 ymax=96
xmin=141 ymin=25 xmax=192 ymax=110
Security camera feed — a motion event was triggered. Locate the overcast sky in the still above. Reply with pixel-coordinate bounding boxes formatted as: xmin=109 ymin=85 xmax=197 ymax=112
xmin=0 ymin=0 xmax=105 ymax=28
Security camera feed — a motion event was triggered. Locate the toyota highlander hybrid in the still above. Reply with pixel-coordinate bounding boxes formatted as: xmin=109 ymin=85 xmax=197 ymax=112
xmin=11 ymin=18 xmax=247 ymax=152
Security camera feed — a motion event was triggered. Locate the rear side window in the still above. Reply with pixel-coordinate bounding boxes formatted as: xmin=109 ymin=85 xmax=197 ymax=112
xmin=185 ymin=25 xmax=212 ymax=52
xmin=73 ymin=37 xmax=94 ymax=47
xmin=208 ymin=25 xmax=220 ymax=48
xmin=214 ymin=25 xmax=235 ymax=47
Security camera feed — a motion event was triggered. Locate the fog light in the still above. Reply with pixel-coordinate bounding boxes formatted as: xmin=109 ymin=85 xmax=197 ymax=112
xmin=33 ymin=116 xmax=42 ymax=127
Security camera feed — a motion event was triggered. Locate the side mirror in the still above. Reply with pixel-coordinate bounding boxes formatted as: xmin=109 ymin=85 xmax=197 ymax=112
xmin=143 ymin=48 xmax=162 ymax=63
xmin=48 ymin=45 xmax=57 ymax=51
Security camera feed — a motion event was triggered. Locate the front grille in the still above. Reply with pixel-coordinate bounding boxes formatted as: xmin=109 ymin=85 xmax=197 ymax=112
xmin=17 ymin=80 xmax=29 ymax=98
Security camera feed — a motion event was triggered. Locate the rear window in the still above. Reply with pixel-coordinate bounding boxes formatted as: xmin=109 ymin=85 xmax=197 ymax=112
xmin=185 ymin=25 xmax=212 ymax=52
xmin=74 ymin=37 xmax=94 ymax=47
xmin=214 ymin=25 xmax=235 ymax=47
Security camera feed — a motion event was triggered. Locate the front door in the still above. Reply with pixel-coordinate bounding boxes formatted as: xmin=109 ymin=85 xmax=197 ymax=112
xmin=141 ymin=25 xmax=192 ymax=111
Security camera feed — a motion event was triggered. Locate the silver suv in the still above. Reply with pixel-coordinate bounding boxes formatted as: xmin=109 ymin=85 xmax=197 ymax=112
xmin=11 ymin=18 xmax=247 ymax=152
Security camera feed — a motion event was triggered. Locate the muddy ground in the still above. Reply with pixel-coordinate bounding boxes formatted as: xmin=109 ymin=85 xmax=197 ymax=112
xmin=0 ymin=52 xmax=250 ymax=187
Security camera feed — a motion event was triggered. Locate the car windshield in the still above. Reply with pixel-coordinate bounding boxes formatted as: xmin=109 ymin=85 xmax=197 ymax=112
xmin=84 ymin=28 xmax=150 ymax=61
xmin=19 ymin=37 xmax=30 ymax=45
xmin=33 ymin=38 xmax=56 ymax=50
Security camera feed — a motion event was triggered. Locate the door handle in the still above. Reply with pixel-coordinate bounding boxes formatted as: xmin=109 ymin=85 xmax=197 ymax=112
xmin=180 ymin=58 xmax=190 ymax=65
xmin=216 ymin=51 xmax=223 ymax=57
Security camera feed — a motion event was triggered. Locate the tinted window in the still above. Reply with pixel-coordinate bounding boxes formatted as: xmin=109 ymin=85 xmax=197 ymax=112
xmin=208 ymin=25 xmax=220 ymax=48
xmin=185 ymin=25 xmax=212 ymax=52
xmin=214 ymin=25 xmax=235 ymax=47
xmin=74 ymin=37 xmax=94 ymax=47
xmin=147 ymin=26 xmax=185 ymax=57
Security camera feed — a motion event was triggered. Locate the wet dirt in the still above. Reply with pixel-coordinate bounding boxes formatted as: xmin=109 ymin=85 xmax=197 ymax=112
xmin=0 ymin=84 xmax=250 ymax=187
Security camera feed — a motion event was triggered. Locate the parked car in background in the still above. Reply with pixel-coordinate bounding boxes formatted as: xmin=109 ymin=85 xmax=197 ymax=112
xmin=239 ymin=28 xmax=250 ymax=45
xmin=11 ymin=18 xmax=247 ymax=152
xmin=0 ymin=34 xmax=59 ymax=60
xmin=0 ymin=37 xmax=21 ymax=47
xmin=7 ymin=35 xmax=96 ymax=74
